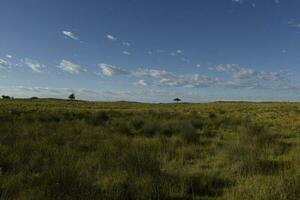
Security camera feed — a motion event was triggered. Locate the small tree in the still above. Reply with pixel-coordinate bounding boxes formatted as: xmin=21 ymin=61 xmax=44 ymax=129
xmin=68 ymin=93 xmax=75 ymax=100
xmin=173 ymin=98 xmax=181 ymax=103
xmin=2 ymin=95 xmax=11 ymax=99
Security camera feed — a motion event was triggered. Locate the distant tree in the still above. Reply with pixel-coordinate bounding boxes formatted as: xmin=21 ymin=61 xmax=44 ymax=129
xmin=68 ymin=93 xmax=75 ymax=100
xmin=2 ymin=95 xmax=11 ymax=99
xmin=31 ymin=97 xmax=39 ymax=100
xmin=173 ymin=98 xmax=181 ymax=103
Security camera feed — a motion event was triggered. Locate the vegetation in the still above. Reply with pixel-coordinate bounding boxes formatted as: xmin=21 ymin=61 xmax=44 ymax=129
xmin=68 ymin=93 xmax=76 ymax=100
xmin=1 ymin=96 xmax=12 ymax=100
xmin=0 ymin=99 xmax=299 ymax=200
xmin=173 ymin=98 xmax=181 ymax=103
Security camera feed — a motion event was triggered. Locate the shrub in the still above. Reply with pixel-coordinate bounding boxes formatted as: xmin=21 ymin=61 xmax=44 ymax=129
xmin=228 ymin=175 xmax=300 ymax=200
xmin=178 ymin=121 xmax=198 ymax=144
xmin=139 ymin=119 xmax=160 ymax=137
xmin=86 ymin=111 xmax=109 ymax=126
xmin=225 ymin=122 xmax=280 ymax=176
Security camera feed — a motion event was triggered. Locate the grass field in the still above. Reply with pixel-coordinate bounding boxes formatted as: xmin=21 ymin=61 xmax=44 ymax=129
xmin=0 ymin=99 xmax=299 ymax=200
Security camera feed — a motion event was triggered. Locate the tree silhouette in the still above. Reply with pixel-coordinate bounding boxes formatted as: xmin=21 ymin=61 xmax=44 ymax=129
xmin=2 ymin=95 xmax=11 ymax=99
xmin=173 ymin=98 xmax=181 ymax=103
xmin=68 ymin=93 xmax=75 ymax=100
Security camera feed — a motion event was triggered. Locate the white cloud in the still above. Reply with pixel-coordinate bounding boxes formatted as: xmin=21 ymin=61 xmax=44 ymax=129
xmin=23 ymin=58 xmax=45 ymax=73
xmin=133 ymin=68 xmax=219 ymax=88
xmin=62 ymin=31 xmax=79 ymax=40
xmin=136 ymin=79 xmax=147 ymax=86
xmin=196 ymin=64 xmax=201 ymax=68
xmin=216 ymin=64 xmax=240 ymax=73
xmin=6 ymin=55 xmax=12 ymax=59
xmin=106 ymin=34 xmax=117 ymax=41
xmin=233 ymin=68 xmax=257 ymax=79
xmin=0 ymin=58 xmax=12 ymax=70
xmin=157 ymin=74 xmax=218 ymax=88
xmin=259 ymin=71 xmax=281 ymax=81
xmin=233 ymin=0 xmax=278 ymax=6
xmin=122 ymin=42 xmax=131 ymax=46
xmin=58 ymin=60 xmax=86 ymax=74
xmin=215 ymin=64 xmax=283 ymax=81
xmin=97 ymin=62 xmax=294 ymax=91
xmin=208 ymin=64 xmax=287 ymax=89
xmin=122 ymin=51 xmax=131 ymax=55
xmin=181 ymin=57 xmax=190 ymax=63
xmin=288 ymin=20 xmax=300 ymax=28
xmin=134 ymin=69 xmax=173 ymax=78
xmin=169 ymin=49 xmax=183 ymax=56
xmin=136 ymin=65 xmax=287 ymax=90
xmin=216 ymin=64 xmax=258 ymax=79
xmin=232 ymin=0 xmax=243 ymax=3
xmin=99 ymin=64 xmax=129 ymax=76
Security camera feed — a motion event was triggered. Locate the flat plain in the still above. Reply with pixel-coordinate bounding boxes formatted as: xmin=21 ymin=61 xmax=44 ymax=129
xmin=0 ymin=99 xmax=299 ymax=199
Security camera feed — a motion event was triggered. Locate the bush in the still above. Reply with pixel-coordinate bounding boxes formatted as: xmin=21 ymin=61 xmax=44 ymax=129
xmin=229 ymin=174 xmax=300 ymax=200
xmin=225 ymin=122 xmax=280 ymax=176
xmin=86 ymin=111 xmax=109 ymax=126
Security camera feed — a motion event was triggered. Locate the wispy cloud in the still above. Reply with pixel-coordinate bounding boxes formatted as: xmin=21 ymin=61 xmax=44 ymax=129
xmin=58 ymin=60 xmax=86 ymax=74
xmin=169 ymin=49 xmax=183 ymax=56
xmin=232 ymin=0 xmax=244 ymax=4
xmin=288 ymin=19 xmax=300 ymax=28
xmin=134 ymin=69 xmax=173 ymax=78
xmin=0 ymin=58 xmax=13 ymax=71
xmin=106 ymin=34 xmax=117 ymax=41
xmin=99 ymin=65 xmax=217 ymax=88
xmin=23 ymin=58 xmax=45 ymax=73
xmin=232 ymin=0 xmax=279 ymax=6
xmin=135 ymin=79 xmax=148 ymax=86
xmin=214 ymin=64 xmax=282 ymax=81
xmin=6 ymin=55 xmax=12 ymax=59
xmin=62 ymin=31 xmax=79 ymax=40
xmin=122 ymin=51 xmax=131 ymax=55
xmin=181 ymin=57 xmax=191 ymax=64
xmin=122 ymin=42 xmax=131 ymax=47
xmin=215 ymin=64 xmax=257 ymax=79
xmin=99 ymin=62 xmax=294 ymax=91
xmin=99 ymin=64 xmax=129 ymax=76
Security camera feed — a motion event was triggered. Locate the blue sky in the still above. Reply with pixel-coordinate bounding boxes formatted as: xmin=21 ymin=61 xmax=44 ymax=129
xmin=0 ymin=0 xmax=300 ymax=102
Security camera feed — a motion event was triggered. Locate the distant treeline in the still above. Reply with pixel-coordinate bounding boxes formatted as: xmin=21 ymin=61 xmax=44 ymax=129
xmin=1 ymin=95 xmax=39 ymax=100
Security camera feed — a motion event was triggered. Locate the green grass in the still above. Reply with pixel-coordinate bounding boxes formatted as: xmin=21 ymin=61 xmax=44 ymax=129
xmin=0 ymin=99 xmax=299 ymax=199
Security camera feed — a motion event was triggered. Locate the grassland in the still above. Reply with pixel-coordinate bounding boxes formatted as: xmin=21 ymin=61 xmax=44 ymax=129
xmin=0 ymin=99 xmax=299 ymax=200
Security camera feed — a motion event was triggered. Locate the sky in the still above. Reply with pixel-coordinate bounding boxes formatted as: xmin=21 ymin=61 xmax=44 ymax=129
xmin=0 ymin=0 xmax=300 ymax=102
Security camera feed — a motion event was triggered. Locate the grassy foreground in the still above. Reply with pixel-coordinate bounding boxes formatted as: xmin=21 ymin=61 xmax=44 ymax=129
xmin=0 ymin=99 xmax=299 ymax=200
